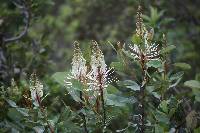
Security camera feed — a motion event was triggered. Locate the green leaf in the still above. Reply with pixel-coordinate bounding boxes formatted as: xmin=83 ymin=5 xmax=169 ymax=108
xmin=159 ymin=100 xmax=168 ymax=113
xmin=122 ymin=49 xmax=135 ymax=60
xmin=123 ymin=80 xmax=140 ymax=91
xmin=152 ymin=92 xmax=161 ymax=99
xmin=142 ymin=15 xmax=151 ymax=22
xmin=186 ymin=110 xmax=198 ymax=129
xmin=194 ymin=127 xmax=200 ymax=133
xmin=52 ymin=72 xmax=69 ymax=86
xmin=146 ymin=60 xmax=162 ymax=68
xmin=169 ymin=77 xmax=182 ymax=88
xmin=110 ymin=62 xmax=124 ymax=71
xmin=195 ymin=96 xmax=200 ymax=102
xmin=108 ymin=41 xmax=117 ymax=52
xmin=126 ymin=81 xmax=140 ymax=91
xmin=174 ymin=62 xmax=191 ymax=70
xmin=106 ymin=94 xmax=132 ymax=107
xmin=184 ymin=80 xmax=200 ymax=89
xmin=6 ymin=99 xmax=18 ymax=108
xmin=146 ymin=86 xmax=161 ymax=99
xmin=59 ymin=106 xmax=72 ymax=121
xmin=33 ymin=126 xmax=45 ymax=133
xmin=7 ymin=108 xmax=24 ymax=121
xmin=16 ymin=108 xmax=29 ymax=117
xmin=146 ymin=86 xmax=155 ymax=93
xmin=107 ymin=84 xmax=119 ymax=94
xmin=150 ymin=7 xmax=160 ymax=25
xmin=68 ymin=90 xmax=82 ymax=103
xmin=169 ymin=72 xmax=184 ymax=82
xmin=161 ymin=45 xmax=176 ymax=54
xmin=52 ymin=72 xmax=82 ymax=102
xmin=144 ymin=6 xmax=165 ymax=27
xmin=131 ymin=34 xmax=142 ymax=44
xmin=71 ymin=79 xmax=83 ymax=91
xmin=189 ymin=81 xmax=200 ymax=102
xmin=154 ymin=111 xmax=169 ymax=124
xmin=169 ymin=72 xmax=183 ymax=88
xmin=154 ymin=124 xmax=164 ymax=133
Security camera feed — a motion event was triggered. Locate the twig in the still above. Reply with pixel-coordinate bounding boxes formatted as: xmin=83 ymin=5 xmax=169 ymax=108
xmin=140 ymin=67 xmax=147 ymax=132
xmin=138 ymin=53 xmax=148 ymax=133
xmin=3 ymin=0 xmax=30 ymax=44
xmin=97 ymin=67 xmax=106 ymax=127
xmin=100 ymin=86 xmax=106 ymax=127
xmin=78 ymin=74 xmax=88 ymax=133
xmin=80 ymin=91 xmax=89 ymax=133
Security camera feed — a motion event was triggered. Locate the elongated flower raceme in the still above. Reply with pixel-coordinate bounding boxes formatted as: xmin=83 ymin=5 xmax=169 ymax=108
xmin=136 ymin=5 xmax=146 ymax=38
xmin=87 ymin=41 xmax=107 ymax=92
xmin=130 ymin=5 xmax=160 ymax=63
xmin=65 ymin=41 xmax=87 ymax=87
xmin=64 ymin=41 xmax=89 ymax=106
xmin=88 ymin=41 xmax=117 ymax=93
xmin=64 ymin=41 xmax=117 ymax=127
xmin=87 ymin=40 xmax=118 ymax=126
xmin=71 ymin=41 xmax=87 ymax=81
xmin=129 ymin=6 xmax=161 ymax=132
xmin=30 ymin=73 xmax=43 ymax=107
xmin=64 ymin=41 xmax=89 ymax=133
xmin=87 ymin=40 xmax=118 ymax=95
xmin=30 ymin=73 xmax=54 ymax=133
xmin=129 ymin=34 xmax=160 ymax=62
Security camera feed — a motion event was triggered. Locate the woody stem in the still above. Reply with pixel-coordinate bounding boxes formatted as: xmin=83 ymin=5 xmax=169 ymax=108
xmin=100 ymin=86 xmax=106 ymax=127
xmin=140 ymin=80 xmax=145 ymax=133
xmin=80 ymin=91 xmax=88 ymax=133
xmin=36 ymin=94 xmax=54 ymax=133
xmin=97 ymin=67 xmax=106 ymax=127
xmin=140 ymin=57 xmax=147 ymax=133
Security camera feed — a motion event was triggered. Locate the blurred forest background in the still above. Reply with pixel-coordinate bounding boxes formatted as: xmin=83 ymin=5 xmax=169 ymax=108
xmin=0 ymin=0 xmax=200 ymax=132
xmin=1 ymin=0 xmax=200 ymax=84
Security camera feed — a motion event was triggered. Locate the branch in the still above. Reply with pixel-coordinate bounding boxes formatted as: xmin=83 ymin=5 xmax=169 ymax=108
xmin=3 ymin=0 xmax=30 ymax=44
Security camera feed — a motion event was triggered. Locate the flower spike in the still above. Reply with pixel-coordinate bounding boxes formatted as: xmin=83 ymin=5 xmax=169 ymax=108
xmin=71 ymin=41 xmax=87 ymax=81
xmin=29 ymin=72 xmax=43 ymax=107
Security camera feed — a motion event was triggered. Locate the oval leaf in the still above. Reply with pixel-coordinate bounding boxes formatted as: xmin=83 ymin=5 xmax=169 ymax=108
xmin=174 ymin=63 xmax=191 ymax=70
xmin=161 ymin=45 xmax=176 ymax=54
xmin=146 ymin=60 xmax=162 ymax=68
xmin=52 ymin=72 xmax=69 ymax=86
xmin=184 ymin=80 xmax=200 ymax=89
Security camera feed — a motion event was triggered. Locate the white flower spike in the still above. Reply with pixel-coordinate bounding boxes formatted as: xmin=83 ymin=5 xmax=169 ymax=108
xmin=30 ymin=73 xmax=43 ymax=107
xmin=71 ymin=41 xmax=87 ymax=81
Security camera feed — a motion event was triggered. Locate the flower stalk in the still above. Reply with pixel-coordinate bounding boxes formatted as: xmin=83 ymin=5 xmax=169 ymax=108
xmin=71 ymin=42 xmax=88 ymax=133
xmin=129 ymin=5 xmax=160 ymax=132
xmin=30 ymin=73 xmax=54 ymax=133
xmin=93 ymin=41 xmax=106 ymax=126
xmin=88 ymin=40 xmax=108 ymax=127
xmin=97 ymin=66 xmax=106 ymax=126
xmin=162 ymin=34 xmax=168 ymax=80
xmin=67 ymin=40 xmax=116 ymax=130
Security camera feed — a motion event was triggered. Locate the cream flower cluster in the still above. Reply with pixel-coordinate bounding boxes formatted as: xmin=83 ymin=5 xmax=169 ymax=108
xmin=65 ymin=41 xmax=115 ymax=96
xmin=30 ymin=73 xmax=43 ymax=106
xmin=129 ymin=6 xmax=160 ymax=62
xmin=87 ymin=41 xmax=108 ymax=92
xmin=65 ymin=41 xmax=87 ymax=87
xmin=129 ymin=31 xmax=160 ymax=61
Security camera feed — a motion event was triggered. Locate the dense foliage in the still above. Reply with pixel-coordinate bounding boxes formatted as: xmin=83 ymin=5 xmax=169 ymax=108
xmin=0 ymin=0 xmax=200 ymax=133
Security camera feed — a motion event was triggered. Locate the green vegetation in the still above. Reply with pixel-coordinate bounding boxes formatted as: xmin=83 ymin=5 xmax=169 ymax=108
xmin=0 ymin=0 xmax=200 ymax=132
